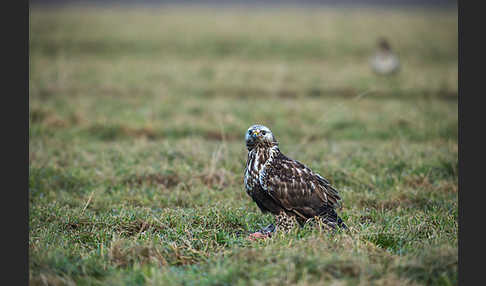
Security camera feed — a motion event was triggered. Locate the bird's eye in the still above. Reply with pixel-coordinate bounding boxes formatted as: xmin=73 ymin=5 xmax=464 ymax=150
xmin=248 ymin=130 xmax=252 ymax=135
xmin=261 ymin=131 xmax=266 ymax=135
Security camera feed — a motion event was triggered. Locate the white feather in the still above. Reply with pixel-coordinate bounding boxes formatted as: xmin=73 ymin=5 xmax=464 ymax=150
xmin=259 ymin=146 xmax=279 ymax=192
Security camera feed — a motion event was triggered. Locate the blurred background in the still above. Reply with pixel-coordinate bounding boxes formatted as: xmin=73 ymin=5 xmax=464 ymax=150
xmin=29 ymin=0 xmax=458 ymax=284
xmin=29 ymin=0 xmax=458 ymax=144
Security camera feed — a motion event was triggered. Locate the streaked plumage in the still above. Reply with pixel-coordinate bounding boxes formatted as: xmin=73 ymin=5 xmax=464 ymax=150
xmin=370 ymin=38 xmax=400 ymax=75
xmin=244 ymin=124 xmax=346 ymax=236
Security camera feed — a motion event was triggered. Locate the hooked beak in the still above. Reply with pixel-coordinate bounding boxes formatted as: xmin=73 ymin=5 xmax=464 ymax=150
xmin=251 ymin=130 xmax=260 ymax=138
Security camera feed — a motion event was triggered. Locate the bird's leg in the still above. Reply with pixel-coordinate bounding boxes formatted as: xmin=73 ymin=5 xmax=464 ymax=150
xmin=248 ymin=212 xmax=298 ymax=241
xmin=274 ymin=211 xmax=298 ymax=234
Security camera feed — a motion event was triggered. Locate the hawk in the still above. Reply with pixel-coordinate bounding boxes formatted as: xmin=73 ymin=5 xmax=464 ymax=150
xmin=244 ymin=124 xmax=346 ymax=239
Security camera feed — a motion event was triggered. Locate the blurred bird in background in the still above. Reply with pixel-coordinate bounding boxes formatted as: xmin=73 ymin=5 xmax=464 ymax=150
xmin=370 ymin=37 xmax=400 ymax=75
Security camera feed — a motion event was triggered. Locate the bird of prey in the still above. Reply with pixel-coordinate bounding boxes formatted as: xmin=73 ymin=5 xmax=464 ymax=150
xmin=244 ymin=124 xmax=346 ymax=239
xmin=370 ymin=37 xmax=400 ymax=75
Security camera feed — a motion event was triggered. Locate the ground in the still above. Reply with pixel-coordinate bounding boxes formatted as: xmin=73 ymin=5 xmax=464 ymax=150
xmin=29 ymin=6 xmax=457 ymax=285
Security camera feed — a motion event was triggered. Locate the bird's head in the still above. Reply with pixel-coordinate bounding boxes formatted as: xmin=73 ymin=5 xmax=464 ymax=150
xmin=378 ymin=37 xmax=391 ymax=52
xmin=245 ymin=124 xmax=278 ymax=150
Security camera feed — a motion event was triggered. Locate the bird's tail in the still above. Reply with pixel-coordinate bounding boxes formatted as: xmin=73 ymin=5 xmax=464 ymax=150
xmin=336 ymin=216 xmax=347 ymax=229
xmin=318 ymin=205 xmax=347 ymax=230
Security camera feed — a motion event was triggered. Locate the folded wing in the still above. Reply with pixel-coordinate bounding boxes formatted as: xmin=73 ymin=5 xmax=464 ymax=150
xmin=259 ymin=153 xmax=341 ymax=219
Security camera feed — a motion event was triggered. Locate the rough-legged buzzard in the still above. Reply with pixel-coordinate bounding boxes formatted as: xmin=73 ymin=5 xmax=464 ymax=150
xmin=244 ymin=124 xmax=347 ymax=238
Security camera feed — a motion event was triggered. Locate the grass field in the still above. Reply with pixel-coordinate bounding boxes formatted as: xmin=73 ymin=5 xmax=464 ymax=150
xmin=29 ymin=5 xmax=458 ymax=285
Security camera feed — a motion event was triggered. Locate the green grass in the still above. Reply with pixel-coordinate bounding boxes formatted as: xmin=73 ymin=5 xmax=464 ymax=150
xmin=29 ymin=6 xmax=457 ymax=285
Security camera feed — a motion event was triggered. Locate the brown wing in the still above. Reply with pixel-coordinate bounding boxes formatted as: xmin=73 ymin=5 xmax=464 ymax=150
xmin=259 ymin=153 xmax=341 ymax=219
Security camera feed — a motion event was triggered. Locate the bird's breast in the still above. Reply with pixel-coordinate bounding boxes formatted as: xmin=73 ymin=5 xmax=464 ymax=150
xmin=245 ymin=147 xmax=273 ymax=191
